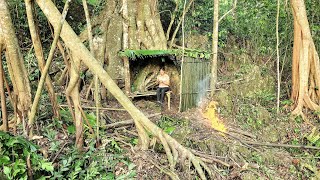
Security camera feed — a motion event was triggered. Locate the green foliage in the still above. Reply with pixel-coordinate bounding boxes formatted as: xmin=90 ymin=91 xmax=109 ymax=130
xmin=281 ymin=99 xmax=293 ymax=106
xmin=234 ymin=98 xmax=270 ymax=130
xmin=250 ymin=152 xmax=264 ymax=165
xmin=25 ymin=52 xmax=40 ymax=82
xmin=0 ymin=131 xmax=53 ymax=179
xmin=160 ymin=0 xmax=298 ymax=58
xmin=306 ymin=0 xmax=320 ymax=52
xmin=51 ymin=141 xmax=136 ymax=179
xmin=158 ymin=116 xmax=188 ymax=135
xmin=58 ymin=109 xmax=97 ymax=135
xmin=87 ymin=0 xmax=100 ymax=6
xmin=106 ymin=139 xmax=123 ymax=154
xmin=305 ymin=127 xmax=320 ymax=147
xmin=38 ymin=122 xmax=136 ymax=180
xmin=294 ymin=115 xmax=303 ymax=124
xmin=254 ymin=90 xmax=276 ymax=106
xmin=130 ymin=138 xmax=139 ymax=146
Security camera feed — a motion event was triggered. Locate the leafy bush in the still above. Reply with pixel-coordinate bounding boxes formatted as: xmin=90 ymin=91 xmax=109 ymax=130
xmin=0 ymin=131 xmax=54 ymax=180
xmin=51 ymin=141 xmax=136 ymax=180
xmin=0 ymin=131 xmax=136 ymax=179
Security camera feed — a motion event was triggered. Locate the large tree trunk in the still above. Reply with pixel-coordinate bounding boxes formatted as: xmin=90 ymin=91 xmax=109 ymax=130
xmin=36 ymin=1 xmax=211 ymax=178
xmin=0 ymin=0 xmax=31 ymax=119
xmin=80 ymin=0 xmax=167 ymax=79
xmin=290 ymin=0 xmax=320 ymax=116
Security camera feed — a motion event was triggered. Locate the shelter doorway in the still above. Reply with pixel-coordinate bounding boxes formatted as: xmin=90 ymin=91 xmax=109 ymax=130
xmin=119 ymin=49 xmax=211 ymax=111
xmin=130 ymin=56 xmax=179 ymax=95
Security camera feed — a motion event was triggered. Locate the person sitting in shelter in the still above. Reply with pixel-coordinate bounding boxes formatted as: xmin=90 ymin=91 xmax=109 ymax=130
xmin=156 ymin=67 xmax=170 ymax=104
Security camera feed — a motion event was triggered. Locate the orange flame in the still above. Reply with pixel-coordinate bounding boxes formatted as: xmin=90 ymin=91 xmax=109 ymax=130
xmin=202 ymin=101 xmax=226 ymax=133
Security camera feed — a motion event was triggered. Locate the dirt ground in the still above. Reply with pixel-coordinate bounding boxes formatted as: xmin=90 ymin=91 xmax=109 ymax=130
xmin=102 ymin=96 xmax=319 ymax=179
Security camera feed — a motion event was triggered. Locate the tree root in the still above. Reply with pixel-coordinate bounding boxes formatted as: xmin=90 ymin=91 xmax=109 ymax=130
xmin=147 ymin=154 xmax=180 ymax=180
xmin=142 ymin=124 xmax=213 ymax=179
xmin=0 ymin=119 xmax=15 ymax=131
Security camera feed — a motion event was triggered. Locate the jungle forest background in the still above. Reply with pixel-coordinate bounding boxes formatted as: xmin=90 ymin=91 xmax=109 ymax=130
xmin=1 ymin=0 xmax=320 ymax=179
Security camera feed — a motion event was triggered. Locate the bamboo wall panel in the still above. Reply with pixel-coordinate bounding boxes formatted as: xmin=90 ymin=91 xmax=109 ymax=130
xmin=180 ymin=58 xmax=211 ymax=111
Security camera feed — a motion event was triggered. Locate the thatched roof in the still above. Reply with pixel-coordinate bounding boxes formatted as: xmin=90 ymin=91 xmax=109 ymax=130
xmin=119 ymin=49 xmax=211 ymax=60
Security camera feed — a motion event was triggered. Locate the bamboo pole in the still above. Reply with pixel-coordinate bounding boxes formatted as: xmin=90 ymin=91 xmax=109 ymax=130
xmin=28 ymin=0 xmax=71 ymax=135
xmin=179 ymin=0 xmax=187 ymax=112
xmin=276 ymin=0 xmax=280 ymax=114
xmin=122 ymin=0 xmax=131 ymax=94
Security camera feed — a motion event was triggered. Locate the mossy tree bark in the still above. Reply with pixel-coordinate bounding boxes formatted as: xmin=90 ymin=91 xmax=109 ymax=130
xmin=290 ymin=0 xmax=320 ymax=116
xmin=36 ymin=0 xmax=211 ymax=178
xmin=0 ymin=0 xmax=31 ymax=124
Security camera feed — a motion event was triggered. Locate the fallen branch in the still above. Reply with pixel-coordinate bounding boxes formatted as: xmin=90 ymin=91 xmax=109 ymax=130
xmin=51 ymin=141 xmax=69 ymax=162
xmin=214 ymin=128 xmax=320 ymax=150
xmin=233 ymin=162 xmax=260 ymax=169
xmin=195 ymin=151 xmax=259 ymax=170
xmin=212 ymin=128 xmax=261 ymax=152
xmin=103 ymin=113 xmax=161 ymax=129
xmin=228 ymin=127 xmax=256 ymax=139
xmin=243 ymin=140 xmax=320 ymax=150
xmin=59 ymin=104 xmax=126 ymax=111
xmin=146 ymin=154 xmax=180 ymax=180
xmin=191 ymin=149 xmax=231 ymax=167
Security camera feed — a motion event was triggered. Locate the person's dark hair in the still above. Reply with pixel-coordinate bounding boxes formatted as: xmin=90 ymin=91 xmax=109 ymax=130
xmin=160 ymin=67 xmax=165 ymax=71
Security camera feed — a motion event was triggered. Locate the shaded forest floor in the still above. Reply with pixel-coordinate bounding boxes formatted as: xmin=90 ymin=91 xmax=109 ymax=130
xmin=30 ymin=93 xmax=319 ymax=179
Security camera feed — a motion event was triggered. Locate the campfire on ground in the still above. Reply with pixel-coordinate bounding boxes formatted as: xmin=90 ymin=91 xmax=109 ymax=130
xmin=199 ymin=100 xmax=226 ymax=133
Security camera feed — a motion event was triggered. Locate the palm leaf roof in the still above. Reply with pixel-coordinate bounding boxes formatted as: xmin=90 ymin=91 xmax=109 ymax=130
xmin=119 ymin=49 xmax=211 ymax=60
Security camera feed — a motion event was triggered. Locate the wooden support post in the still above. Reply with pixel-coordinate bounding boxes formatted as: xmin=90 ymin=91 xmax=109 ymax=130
xmin=123 ymin=57 xmax=131 ymax=94
xmin=166 ymin=91 xmax=172 ymax=110
xmin=122 ymin=0 xmax=131 ymax=94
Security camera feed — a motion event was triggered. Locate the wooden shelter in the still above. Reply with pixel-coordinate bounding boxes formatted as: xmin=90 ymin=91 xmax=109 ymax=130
xmin=119 ymin=49 xmax=211 ymax=111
